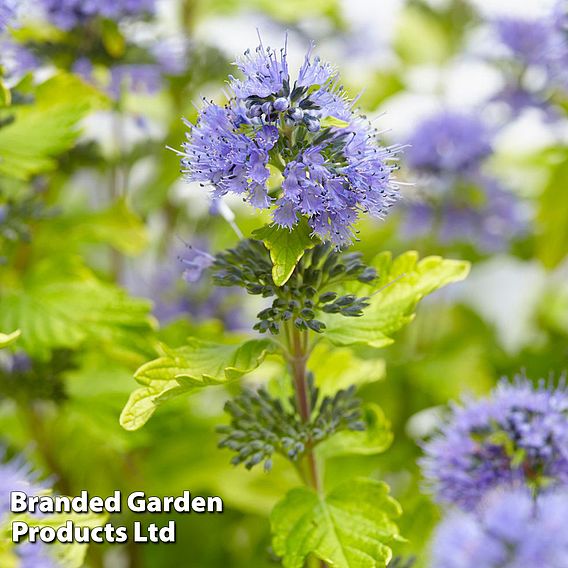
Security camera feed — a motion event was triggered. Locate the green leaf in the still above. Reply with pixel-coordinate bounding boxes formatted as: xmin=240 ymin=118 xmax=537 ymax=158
xmin=323 ymin=251 xmax=469 ymax=349
xmin=309 ymin=343 xmax=385 ymax=397
xmin=0 ymin=73 xmax=104 ymax=180
xmin=253 ymin=220 xmax=318 ymax=286
xmin=0 ymin=330 xmax=21 ymax=349
xmin=0 ymin=256 xmax=154 ymax=360
xmin=271 ymin=478 xmax=402 ymax=568
xmin=120 ymin=337 xmax=278 ymax=430
xmin=317 ymin=404 xmax=393 ymax=459
xmin=537 ymin=149 xmax=568 ymax=268
xmin=59 ymin=199 xmax=148 ymax=255
xmin=320 ymin=116 xmax=350 ymax=129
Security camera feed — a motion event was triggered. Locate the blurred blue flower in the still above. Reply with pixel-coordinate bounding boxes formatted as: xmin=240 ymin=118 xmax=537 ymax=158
xmin=181 ymin=39 xmax=399 ymax=245
xmin=0 ymin=0 xmax=17 ymax=32
xmin=108 ymin=64 xmax=162 ymax=100
xmin=405 ymin=111 xmax=492 ymax=176
xmin=421 ymin=377 xmax=568 ymax=508
xmin=123 ymin=241 xmax=244 ymax=330
xmin=403 ymin=110 xmax=526 ymax=250
xmin=490 ymin=4 xmax=568 ymax=113
xmin=39 ymin=0 xmax=155 ymax=29
xmin=0 ymin=454 xmax=57 ymax=567
xmin=431 ymin=488 xmax=568 ymax=568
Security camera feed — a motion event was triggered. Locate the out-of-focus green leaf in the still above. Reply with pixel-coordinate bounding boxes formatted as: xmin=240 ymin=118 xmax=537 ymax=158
xmin=317 ymin=403 xmax=393 ymax=459
xmin=0 ymin=257 xmax=154 ymax=360
xmin=59 ymin=199 xmax=148 ymax=255
xmin=0 ymin=330 xmax=21 ymax=349
xmin=394 ymin=6 xmax=453 ymax=65
xmin=254 ymin=220 xmax=318 ymax=286
xmin=322 ymin=252 xmax=470 ymax=349
xmin=271 ymin=478 xmax=402 ymax=568
xmin=309 ymin=342 xmax=385 ymax=397
xmin=537 ymin=149 xmax=568 ymax=268
xmin=120 ymin=337 xmax=278 ymax=430
xmin=0 ymin=73 xmax=105 ymax=180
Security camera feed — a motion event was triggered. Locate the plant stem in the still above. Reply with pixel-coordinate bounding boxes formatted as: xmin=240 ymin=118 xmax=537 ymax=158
xmin=288 ymin=326 xmax=327 ymax=568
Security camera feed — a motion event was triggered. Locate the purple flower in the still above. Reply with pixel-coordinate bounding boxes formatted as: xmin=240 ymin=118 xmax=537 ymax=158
xmin=489 ymin=6 xmax=568 ymax=113
xmin=39 ymin=0 xmax=155 ymax=29
xmin=495 ymin=18 xmax=555 ymax=67
xmin=108 ymin=64 xmax=163 ymax=100
xmin=431 ymin=488 xmax=568 ymax=568
xmin=421 ymin=377 xmax=568 ymax=508
xmin=0 ymin=455 xmax=57 ymax=567
xmin=0 ymin=0 xmax=17 ymax=32
xmin=403 ymin=110 xmax=526 ymax=250
xmin=0 ymin=41 xmax=39 ymax=78
xmin=405 ymin=111 xmax=492 ymax=176
xmin=181 ymin=39 xmax=399 ymax=245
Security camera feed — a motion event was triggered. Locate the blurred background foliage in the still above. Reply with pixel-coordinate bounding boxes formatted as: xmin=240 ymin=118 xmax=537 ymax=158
xmin=1 ymin=0 xmax=567 ymax=566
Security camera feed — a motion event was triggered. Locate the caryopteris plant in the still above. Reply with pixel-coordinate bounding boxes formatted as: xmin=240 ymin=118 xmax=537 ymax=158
xmin=120 ymin=38 xmax=470 ymax=567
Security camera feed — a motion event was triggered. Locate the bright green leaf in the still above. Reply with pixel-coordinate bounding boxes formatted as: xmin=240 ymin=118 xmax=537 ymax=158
xmin=323 ymin=251 xmax=470 ymax=349
xmin=0 ymin=73 xmax=105 ymax=180
xmin=317 ymin=404 xmax=393 ymax=459
xmin=537 ymin=149 xmax=568 ymax=268
xmin=271 ymin=478 xmax=402 ymax=568
xmin=320 ymin=116 xmax=350 ymax=129
xmin=120 ymin=337 xmax=278 ymax=430
xmin=0 ymin=257 xmax=154 ymax=360
xmin=253 ymin=220 xmax=319 ymax=286
xmin=309 ymin=342 xmax=385 ymax=397
xmin=0 ymin=330 xmax=21 ymax=349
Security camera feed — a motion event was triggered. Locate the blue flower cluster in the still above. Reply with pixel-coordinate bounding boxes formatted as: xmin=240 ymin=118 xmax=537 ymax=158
xmin=0 ymin=454 xmax=56 ymax=567
xmin=403 ymin=110 xmax=525 ymax=250
xmin=432 ymin=488 xmax=568 ymax=568
xmin=422 ymin=378 xmax=568 ymax=508
xmin=39 ymin=0 xmax=155 ymax=30
xmin=491 ymin=2 xmax=568 ymax=114
xmin=180 ymin=40 xmax=400 ymax=245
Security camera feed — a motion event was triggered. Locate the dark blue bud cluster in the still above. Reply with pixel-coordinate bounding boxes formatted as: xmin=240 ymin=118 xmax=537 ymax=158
xmin=217 ymin=376 xmax=364 ymax=471
xmin=211 ymin=239 xmax=377 ymax=335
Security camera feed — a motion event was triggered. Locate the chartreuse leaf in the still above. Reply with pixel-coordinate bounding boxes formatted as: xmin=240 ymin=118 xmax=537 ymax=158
xmin=323 ymin=251 xmax=469 ymax=349
xmin=317 ymin=404 xmax=393 ymax=459
xmin=0 ymin=257 xmax=154 ymax=360
xmin=120 ymin=338 xmax=278 ymax=430
xmin=537 ymin=148 xmax=568 ymax=268
xmin=271 ymin=478 xmax=402 ymax=568
xmin=309 ymin=343 xmax=385 ymax=397
xmin=0 ymin=330 xmax=21 ymax=349
xmin=0 ymin=73 xmax=105 ymax=179
xmin=320 ymin=116 xmax=350 ymax=129
xmin=254 ymin=219 xmax=319 ymax=286
xmin=58 ymin=199 xmax=148 ymax=255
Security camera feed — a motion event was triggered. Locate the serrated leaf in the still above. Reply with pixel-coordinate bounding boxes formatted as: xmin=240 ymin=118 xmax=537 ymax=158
xmin=0 ymin=330 xmax=21 ymax=349
xmin=253 ymin=220 xmax=318 ymax=286
xmin=323 ymin=251 xmax=469 ymax=349
xmin=120 ymin=337 xmax=278 ymax=430
xmin=317 ymin=404 xmax=393 ymax=459
xmin=271 ymin=478 xmax=402 ymax=568
xmin=0 ymin=73 xmax=105 ymax=180
xmin=320 ymin=116 xmax=350 ymax=129
xmin=0 ymin=257 xmax=154 ymax=360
